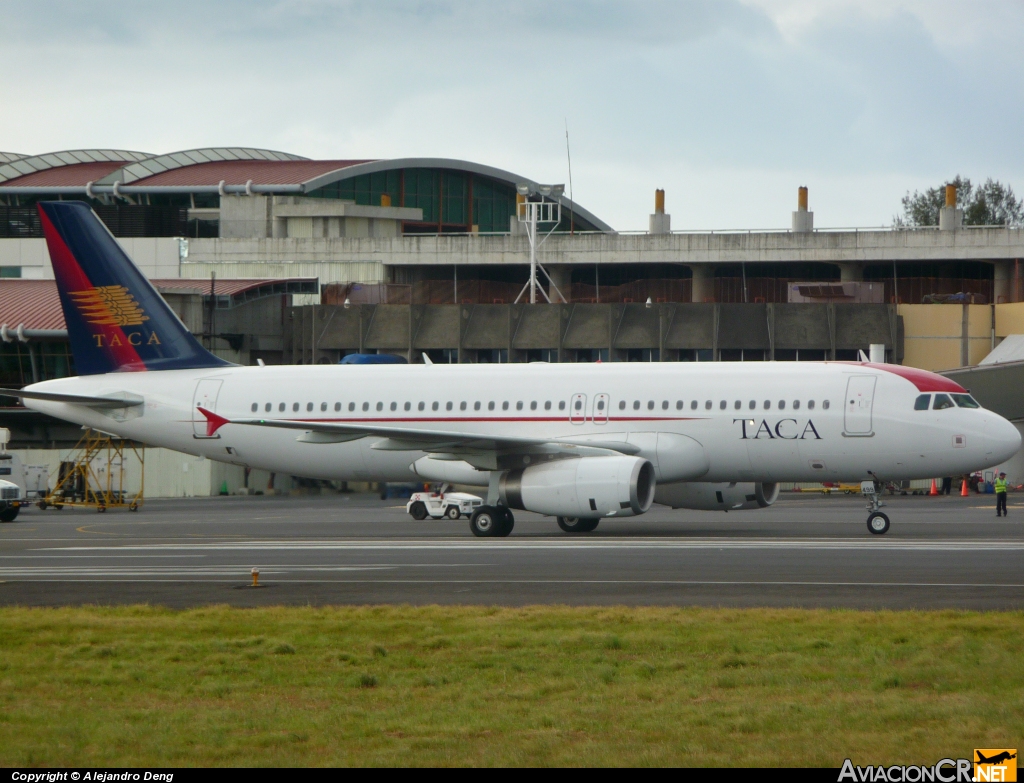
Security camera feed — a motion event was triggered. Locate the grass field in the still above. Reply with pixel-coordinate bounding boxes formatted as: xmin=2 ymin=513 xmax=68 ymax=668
xmin=0 ymin=605 xmax=1021 ymax=767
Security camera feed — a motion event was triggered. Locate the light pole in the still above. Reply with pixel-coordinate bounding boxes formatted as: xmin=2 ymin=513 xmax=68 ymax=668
xmin=514 ymin=183 xmax=567 ymax=305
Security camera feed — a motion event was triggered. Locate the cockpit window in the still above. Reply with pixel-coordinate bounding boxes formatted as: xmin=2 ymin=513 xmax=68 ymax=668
xmin=951 ymin=393 xmax=981 ymax=409
xmin=933 ymin=393 xmax=955 ymax=410
xmin=914 ymin=394 xmax=931 ymax=411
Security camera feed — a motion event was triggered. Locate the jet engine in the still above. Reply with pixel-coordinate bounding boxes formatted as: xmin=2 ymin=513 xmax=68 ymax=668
xmin=499 ymin=455 xmax=655 ymax=518
xmin=655 ymin=481 xmax=780 ymax=511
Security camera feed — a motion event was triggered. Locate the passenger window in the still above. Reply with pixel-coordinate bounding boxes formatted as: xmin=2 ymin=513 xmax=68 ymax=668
xmin=405 ymin=402 xmax=411 ymax=411
xmin=265 ymin=403 xmax=272 ymax=412
xmin=530 ymin=401 xmax=537 ymax=410
xmin=279 ymin=403 xmax=285 ymax=412
xmin=544 ymin=401 xmax=552 ymax=410
xmin=391 ymin=402 xmax=398 ymax=411
xmin=634 ymin=400 xmax=641 ymax=410
xmin=334 ymin=402 xmax=341 ymax=412
xmin=474 ymin=401 xmax=481 ymax=411
xmin=648 ymin=401 xmax=655 ymax=410
xmin=488 ymin=402 xmax=495 ymax=411
xmin=662 ymin=400 xmax=669 ymax=410
xmin=914 ymin=394 xmax=931 ymax=411
xmin=574 ymin=399 xmax=582 ymax=411
xmin=676 ymin=400 xmax=683 ymax=410
xmin=691 ymin=400 xmax=698 ymax=410
xmin=793 ymin=400 xmax=800 ymax=410
xmin=362 ymin=402 xmax=369 ymax=412
xmin=719 ymin=400 xmax=726 ymax=410
xmin=293 ymin=403 xmax=300 ymax=412
xmin=432 ymin=402 xmax=439 ymax=411
xmin=823 ymin=400 xmax=830 ymax=410
xmin=597 ymin=399 xmax=605 ymax=411
xmin=559 ymin=401 xmax=566 ymax=410
xmin=749 ymin=400 xmax=755 ymax=409
xmin=516 ymin=401 xmax=523 ymax=411
xmin=734 ymin=401 xmax=741 ymax=410
xmin=933 ymin=394 xmax=955 ymax=410
xmin=952 ymin=394 xmax=980 ymax=409
xmin=808 ymin=400 xmax=815 ymax=410
xmin=446 ymin=402 xmax=453 ymax=411
xmin=778 ymin=400 xmax=785 ymax=410
xmin=348 ymin=402 xmax=355 ymax=412
xmin=419 ymin=402 xmax=425 ymax=411
xmin=320 ymin=402 xmax=327 ymax=412
xmin=304 ymin=402 xmax=311 ymax=412
xmin=376 ymin=402 xmax=383 ymax=412
xmin=251 ymin=403 xmax=258 ymax=412
xmin=763 ymin=400 xmax=770 ymax=410
xmin=460 ymin=401 xmax=467 ymax=411
xmin=502 ymin=401 xmax=509 ymax=411
xmin=704 ymin=400 xmax=712 ymax=410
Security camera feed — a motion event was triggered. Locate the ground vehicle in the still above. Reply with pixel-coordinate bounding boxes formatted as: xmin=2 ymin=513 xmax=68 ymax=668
xmin=0 ymin=478 xmax=23 ymax=522
xmin=407 ymin=491 xmax=483 ymax=520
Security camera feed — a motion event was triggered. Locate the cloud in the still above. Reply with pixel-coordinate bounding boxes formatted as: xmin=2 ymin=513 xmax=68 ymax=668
xmin=1 ymin=0 xmax=1021 ymax=229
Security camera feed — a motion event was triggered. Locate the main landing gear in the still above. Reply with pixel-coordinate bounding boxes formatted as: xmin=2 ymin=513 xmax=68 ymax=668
xmin=557 ymin=516 xmax=600 ymax=533
xmin=469 ymin=505 xmax=514 ymax=538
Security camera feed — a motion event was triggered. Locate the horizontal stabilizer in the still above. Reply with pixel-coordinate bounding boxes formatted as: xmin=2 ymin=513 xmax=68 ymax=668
xmin=0 ymin=387 xmax=144 ymax=409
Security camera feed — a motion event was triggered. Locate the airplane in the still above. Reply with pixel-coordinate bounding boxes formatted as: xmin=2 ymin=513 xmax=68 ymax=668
xmin=976 ymin=752 xmax=1016 ymax=765
xmin=1 ymin=201 xmax=1019 ymax=537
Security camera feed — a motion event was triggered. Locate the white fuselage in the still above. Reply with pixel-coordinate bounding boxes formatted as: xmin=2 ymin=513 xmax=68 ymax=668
xmin=21 ymin=361 xmax=1021 ymax=487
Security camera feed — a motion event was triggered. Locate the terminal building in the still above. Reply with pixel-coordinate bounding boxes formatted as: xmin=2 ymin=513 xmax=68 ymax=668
xmin=2 ymin=147 xmax=1024 ymax=492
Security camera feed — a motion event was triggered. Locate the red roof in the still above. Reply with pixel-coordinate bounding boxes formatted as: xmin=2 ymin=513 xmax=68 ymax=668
xmin=0 ymin=280 xmax=66 ymax=330
xmin=132 ymin=159 xmax=372 ymax=187
xmin=3 ymin=161 xmax=130 ymax=187
xmin=0 ymin=278 xmax=316 ymax=331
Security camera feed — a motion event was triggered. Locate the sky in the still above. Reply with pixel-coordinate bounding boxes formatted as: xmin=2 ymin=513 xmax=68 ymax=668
xmin=2 ymin=0 xmax=1022 ymax=231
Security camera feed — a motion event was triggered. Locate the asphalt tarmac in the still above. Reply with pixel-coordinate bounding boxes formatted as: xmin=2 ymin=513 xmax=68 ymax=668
xmin=0 ymin=491 xmax=1021 ymax=609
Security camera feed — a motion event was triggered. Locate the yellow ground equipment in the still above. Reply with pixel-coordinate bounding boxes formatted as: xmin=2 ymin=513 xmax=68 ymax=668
xmin=39 ymin=429 xmax=144 ymax=512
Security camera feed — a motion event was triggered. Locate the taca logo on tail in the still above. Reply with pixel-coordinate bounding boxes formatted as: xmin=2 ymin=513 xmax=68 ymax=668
xmin=37 ymin=201 xmax=230 ymax=375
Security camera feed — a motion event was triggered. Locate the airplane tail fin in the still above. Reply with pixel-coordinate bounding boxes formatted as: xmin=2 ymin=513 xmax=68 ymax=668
xmin=37 ymin=201 xmax=230 ymax=375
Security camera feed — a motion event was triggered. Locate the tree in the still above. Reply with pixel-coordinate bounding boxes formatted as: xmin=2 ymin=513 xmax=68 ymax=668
xmin=895 ymin=176 xmax=1024 ymax=227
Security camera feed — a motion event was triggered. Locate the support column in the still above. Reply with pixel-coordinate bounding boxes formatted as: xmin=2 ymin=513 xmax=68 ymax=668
xmin=546 ymin=264 xmax=571 ymax=304
xmin=690 ymin=265 xmax=714 ymax=303
xmin=993 ymin=260 xmax=1012 ymax=304
xmin=838 ymin=263 xmax=864 ymax=282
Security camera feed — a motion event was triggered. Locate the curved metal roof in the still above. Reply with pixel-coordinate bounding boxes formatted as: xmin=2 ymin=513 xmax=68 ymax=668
xmin=301 ymin=157 xmax=613 ymax=233
xmin=0 ymin=153 xmax=26 ymax=164
xmin=0 ymin=150 xmax=151 ymax=185
xmin=98 ymin=147 xmax=309 ymax=185
xmin=128 ymin=159 xmax=369 ymax=187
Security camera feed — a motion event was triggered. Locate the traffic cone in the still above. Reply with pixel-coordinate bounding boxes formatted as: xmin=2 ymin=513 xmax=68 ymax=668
xmin=961 ymin=479 xmax=970 ymax=497
xmin=929 ymin=479 xmax=938 ymax=496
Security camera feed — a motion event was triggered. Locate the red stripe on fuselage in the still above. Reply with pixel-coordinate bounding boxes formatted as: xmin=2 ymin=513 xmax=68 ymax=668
xmin=38 ymin=207 xmax=146 ymax=372
xmin=836 ymin=362 xmax=965 ymax=393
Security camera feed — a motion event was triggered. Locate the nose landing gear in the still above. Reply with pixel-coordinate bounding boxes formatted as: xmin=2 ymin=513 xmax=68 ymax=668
xmin=863 ymin=477 xmax=890 ymax=534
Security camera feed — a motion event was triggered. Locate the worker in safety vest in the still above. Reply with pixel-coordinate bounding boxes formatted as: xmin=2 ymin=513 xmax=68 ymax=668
xmin=995 ymin=472 xmax=1008 ymax=517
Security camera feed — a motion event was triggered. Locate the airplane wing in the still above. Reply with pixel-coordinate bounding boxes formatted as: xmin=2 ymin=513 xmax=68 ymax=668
xmin=198 ymin=407 xmax=641 ymax=465
xmin=0 ymin=388 xmax=144 ymax=409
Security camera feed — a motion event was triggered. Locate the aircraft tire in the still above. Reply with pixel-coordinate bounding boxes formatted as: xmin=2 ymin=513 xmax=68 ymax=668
xmin=409 ymin=501 xmax=428 ymax=520
xmin=557 ymin=516 xmax=599 ymax=533
xmin=445 ymin=505 xmax=461 ymax=520
xmin=867 ymin=512 xmax=890 ymax=535
xmin=496 ymin=507 xmax=514 ymax=537
xmin=469 ymin=506 xmax=502 ymax=537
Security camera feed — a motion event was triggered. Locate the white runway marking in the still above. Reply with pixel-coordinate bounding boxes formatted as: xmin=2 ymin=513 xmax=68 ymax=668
xmin=34 ymin=537 xmax=1024 ymax=552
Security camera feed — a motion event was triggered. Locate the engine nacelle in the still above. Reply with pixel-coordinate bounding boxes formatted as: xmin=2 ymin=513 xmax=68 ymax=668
xmin=499 ymin=456 xmax=655 ymax=519
xmin=655 ymin=481 xmax=780 ymax=511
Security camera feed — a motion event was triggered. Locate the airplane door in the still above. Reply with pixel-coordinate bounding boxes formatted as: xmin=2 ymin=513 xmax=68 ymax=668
xmin=192 ymin=379 xmax=223 ymax=438
xmin=570 ymin=393 xmax=587 ymax=424
xmin=594 ymin=393 xmax=609 ymax=424
xmin=844 ymin=376 xmax=876 ymax=435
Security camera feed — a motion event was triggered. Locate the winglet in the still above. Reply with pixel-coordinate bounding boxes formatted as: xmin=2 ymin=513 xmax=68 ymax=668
xmin=196 ymin=406 xmax=230 ymax=437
